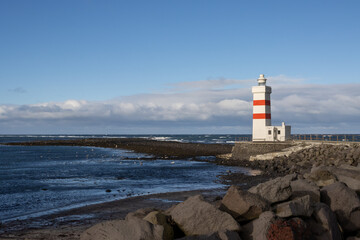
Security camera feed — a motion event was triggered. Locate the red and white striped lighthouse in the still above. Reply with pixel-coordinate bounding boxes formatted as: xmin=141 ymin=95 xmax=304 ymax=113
xmin=252 ymin=74 xmax=272 ymax=141
xmin=252 ymin=74 xmax=291 ymax=141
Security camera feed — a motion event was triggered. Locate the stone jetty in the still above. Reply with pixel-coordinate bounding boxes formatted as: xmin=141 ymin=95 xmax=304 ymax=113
xmin=227 ymin=141 xmax=360 ymax=175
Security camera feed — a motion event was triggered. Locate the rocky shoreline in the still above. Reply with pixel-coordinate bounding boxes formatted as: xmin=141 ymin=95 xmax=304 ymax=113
xmin=79 ymin=139 xmax=360 ymax=239
xmin=2 ymin=139 xmax=360 ymax=239
xmin=82 ymin=164 xmax=359 ymax=240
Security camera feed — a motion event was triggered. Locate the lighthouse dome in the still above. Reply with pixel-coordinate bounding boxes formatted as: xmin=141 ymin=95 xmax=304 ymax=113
xmin=257 ymin=74 xmax=267 ymax=86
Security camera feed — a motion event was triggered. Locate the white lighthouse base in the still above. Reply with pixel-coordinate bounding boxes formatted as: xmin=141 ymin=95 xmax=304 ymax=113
xmin=253 ymin=122 xmax=291 ymax=142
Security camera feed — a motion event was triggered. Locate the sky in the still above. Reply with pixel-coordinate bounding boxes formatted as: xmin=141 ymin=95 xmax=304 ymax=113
xmin=0 ymin=0 xmax=359 ymax=134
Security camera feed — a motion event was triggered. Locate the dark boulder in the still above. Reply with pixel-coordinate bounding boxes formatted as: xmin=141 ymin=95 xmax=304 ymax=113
xmin=321 ymin=182 xmax=360 ymax=232
xmin=169 ymin=195 xmax=241 ymax=236
xmin=221 ymin=185 xmax=269 ymax=222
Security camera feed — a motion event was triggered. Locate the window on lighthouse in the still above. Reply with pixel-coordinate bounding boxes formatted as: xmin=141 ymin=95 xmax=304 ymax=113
xmin=268 ymin=130 xmax=272 ymax=135
xmin=278 ymin=130 xmax=281 ymax=134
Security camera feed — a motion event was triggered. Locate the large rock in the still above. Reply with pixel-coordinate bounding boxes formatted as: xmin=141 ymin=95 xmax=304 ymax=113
xmin=327 ymin=165 xmax=360 ymax=192
xmin=248 ymin=175 xmax=294 ymax=203
xmin=80 ymin=217 xmax=164 ymax=240
xmin=143 ymin=211 xmax=174 ymax=240
xmin=266 ymin=218 xmax=310 ymax=240
xmin=275 ymin=195 xmax=313 ymax=218
xmin=126 ymin=208 xmax=159 ymax=220
xmin=169 ymin=195 xmax=241 ymax=236
xmin=311 ymin=202 xmax=342 ymax=240
xmin=334 ymin=171 xmax=360 ymax=192
xmin=240 ymin=211 xmax=276 ymax=240
xmin=217 ymin=231 xmax=242 ymax=240
xmin=221 ymin=186 xmax=269 ymax=221
xmin=290 ymin=179 xmax=320 ymax=202
xmin=308 ymin=167 xmax=337 ymax=187
xmin=177 ymin=230 xmax=242 ymax=240
xmin=321 ymin=182 xmax=360 ymax=232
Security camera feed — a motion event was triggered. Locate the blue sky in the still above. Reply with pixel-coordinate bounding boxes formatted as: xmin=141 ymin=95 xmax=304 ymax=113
xmin=0 ymin=1 xmax=359 ymax=134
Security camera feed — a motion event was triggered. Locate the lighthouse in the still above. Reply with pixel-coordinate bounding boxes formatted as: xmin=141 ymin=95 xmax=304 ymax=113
xmin=252 ymin=74 xmax=291 ymax=141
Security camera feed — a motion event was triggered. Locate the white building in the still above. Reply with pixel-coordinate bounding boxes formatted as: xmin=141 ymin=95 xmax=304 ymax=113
xmin=252 ymin=74 xmax=291 ymax=141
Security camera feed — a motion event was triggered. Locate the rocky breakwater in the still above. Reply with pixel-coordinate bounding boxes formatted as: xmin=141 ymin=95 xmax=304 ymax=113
xmin=228 ymin=142 xmax=360 ymax=176
xmin=268 ymin=143 xmax=360 ymax=175
xmin=80 ymin=163 xmax=360 ymax=240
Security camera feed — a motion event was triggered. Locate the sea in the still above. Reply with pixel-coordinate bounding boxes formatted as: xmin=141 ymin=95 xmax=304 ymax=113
xmin=0 ymin=134 xmax=254 ymax=223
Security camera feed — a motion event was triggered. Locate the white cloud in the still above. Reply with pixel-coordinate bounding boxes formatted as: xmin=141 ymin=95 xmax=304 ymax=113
xmin=0 ymin=75 xmax=359 ymax=134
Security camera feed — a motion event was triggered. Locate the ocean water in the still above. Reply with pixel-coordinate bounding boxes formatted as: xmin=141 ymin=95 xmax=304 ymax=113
xmin=0 ymin=135 xmax=253 ymax=222
xmin=0 ymin=134 xmax=252 ymax=144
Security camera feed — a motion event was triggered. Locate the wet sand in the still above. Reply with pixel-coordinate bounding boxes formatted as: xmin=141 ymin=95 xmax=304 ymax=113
xmin=1 ymin=138 xmax=272 ymax=240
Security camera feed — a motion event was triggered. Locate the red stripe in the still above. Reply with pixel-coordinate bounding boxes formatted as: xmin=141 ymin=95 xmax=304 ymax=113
xmin=253 ymin=100 xmax=270 ymax=106
xmin=253 ymin=113 xmax=271 ymax=119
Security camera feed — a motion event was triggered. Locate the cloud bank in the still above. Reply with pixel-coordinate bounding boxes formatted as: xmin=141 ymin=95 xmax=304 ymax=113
xmin=1 ymin=76 xmax=359 ymax=134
